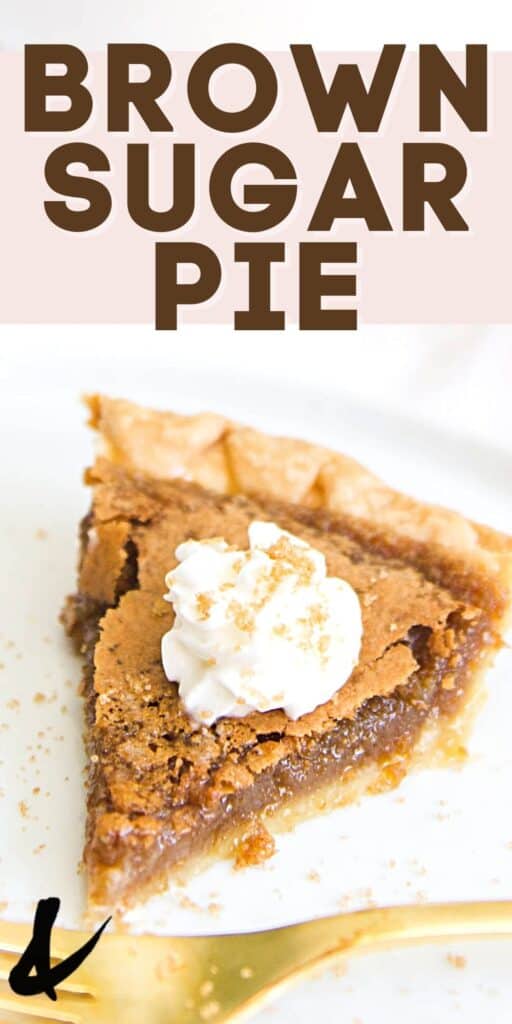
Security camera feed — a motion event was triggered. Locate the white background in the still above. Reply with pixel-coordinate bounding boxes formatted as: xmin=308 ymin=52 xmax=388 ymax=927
xmin=1 ymin=324 xmax=512 ymax=1024
xmin=1 ymin=322 xmax=511 ymax=447
xmin=2 ymin=0 xmax=512 ymax=49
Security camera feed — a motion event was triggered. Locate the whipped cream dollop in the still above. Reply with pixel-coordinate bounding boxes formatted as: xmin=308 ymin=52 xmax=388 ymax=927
xmin=161 ymin=522 xmax=363 ymax=726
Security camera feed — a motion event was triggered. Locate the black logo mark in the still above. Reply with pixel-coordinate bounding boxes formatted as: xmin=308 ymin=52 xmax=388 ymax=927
xmin=9 ymin=897 xmax=111 ymax=1001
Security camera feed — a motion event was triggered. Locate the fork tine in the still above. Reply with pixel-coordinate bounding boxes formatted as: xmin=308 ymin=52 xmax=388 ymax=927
xmin=0 ymin=946 xmax=19 ymax=978
xmin=0 ymin=1013 xmax=65 ymax=1024
xmin=0 ymin=953 xmax=92 ymax=996
xmin=0 ymin=1004 xmax=65 ymax=1023
xmin=0 ymin=923 xmax=100 ymax=996
xmin=0 ymin=949 xmax=21 ymax=981
xmin=0 ymin=985 xmax=85 ymax=1023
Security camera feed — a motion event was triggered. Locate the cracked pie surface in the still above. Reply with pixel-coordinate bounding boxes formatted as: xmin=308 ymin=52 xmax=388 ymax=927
xmin=62 ymin=396 xmax=512 ymax=913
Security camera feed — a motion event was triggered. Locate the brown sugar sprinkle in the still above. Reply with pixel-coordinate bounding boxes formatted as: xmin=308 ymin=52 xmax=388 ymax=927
xmin=18 ymin=800 xmax=29 ymax=818
xmin=179 ymin=894 xmax=201 ymax=913
xmin=307 ymin=604 xmax=327 ymax=629
xmin=35 ymin=528 xmax=48 ymax=540
xmin=214 ymin=533 xmax=325 ymax=637
xmin=196 ymin=593 xmax=214 ymax=620
xmin=33 ymin=691 xmax=58 ymax=705
xmin=273 ymin=623 xmax=289 ymax=639
xmin=296 ymin=604 xmax=331 ymax=661
xmin=447 ymin=953 xmax=467 ymax=969
xmin=228 ymin=601 xmax=255 ymax=634
xmin=318 ymin=634 xmax=331 ymax=656
xmin=6 ymin=699 xmax=20 ymax=710
xmin=267 ymin=536 xmax=315 ymax=585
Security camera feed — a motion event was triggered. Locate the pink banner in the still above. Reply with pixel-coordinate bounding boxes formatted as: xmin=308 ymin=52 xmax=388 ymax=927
xmin=0 ymin=49 xmax=509 ymax=325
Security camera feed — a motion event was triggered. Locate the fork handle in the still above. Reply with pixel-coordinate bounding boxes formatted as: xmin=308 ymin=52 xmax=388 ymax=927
xmin=202 ymin=901 xmax=512 ymax=1023
xmin=273 ymin=899 xmax=512 ymax=972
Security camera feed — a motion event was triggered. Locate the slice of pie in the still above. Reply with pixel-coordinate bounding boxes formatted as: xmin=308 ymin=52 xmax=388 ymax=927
xmin=62 ymin=394 xmax=512 ymax=915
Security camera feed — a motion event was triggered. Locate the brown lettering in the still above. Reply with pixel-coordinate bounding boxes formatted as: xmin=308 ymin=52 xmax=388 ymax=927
xmin=127 ymin=144 xmax=195 ymax=230
xmin=291 ymin=44 xmax=405 ymax=131
xmin=44 ymin=143 xmax=111 ymax=231
xmin=25 ymin=45 xmax=92 ymax=131
xmin=419 ymin=45 xmax=487 ymax=132
xmin=155 ymin=242 xmax=221 ymax=329
xmin=108 ymin=44 xmax=172 ymax=131
xmin=234 ymin=243 xmax=285 ymax=329
xmin=188 ymin=44 xmax=277 ymax=131
xmin=210 ymin=144 xmax=296 ymax=231
xmin=310 ymin=143 xmax=392 ymax=231
xmin=403 ymin=143 xmax=468 ymax=230
xmin=299 ymin=243 xmax=357 ymax=330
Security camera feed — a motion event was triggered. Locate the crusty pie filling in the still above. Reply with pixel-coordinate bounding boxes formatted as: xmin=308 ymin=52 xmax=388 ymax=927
xmin=63 ymin=471 xmax=501 ymax=910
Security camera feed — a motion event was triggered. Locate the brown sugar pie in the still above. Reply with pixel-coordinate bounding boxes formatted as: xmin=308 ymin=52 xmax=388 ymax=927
xmin=62 ymin=395 xmax=512 ymax=915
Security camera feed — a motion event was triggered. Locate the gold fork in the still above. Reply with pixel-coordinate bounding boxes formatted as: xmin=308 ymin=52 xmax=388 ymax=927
xmin=1 ymin=901 xmax=512 ymax=1023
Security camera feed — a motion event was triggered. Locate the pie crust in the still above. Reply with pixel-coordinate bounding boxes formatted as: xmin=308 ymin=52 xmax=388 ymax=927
xmin=87 ymin=393 xmax=512 ymax=597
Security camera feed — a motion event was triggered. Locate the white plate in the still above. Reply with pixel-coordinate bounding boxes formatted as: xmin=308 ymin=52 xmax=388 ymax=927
xmin=1 ymin=333 xmax=512 ymax=1022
